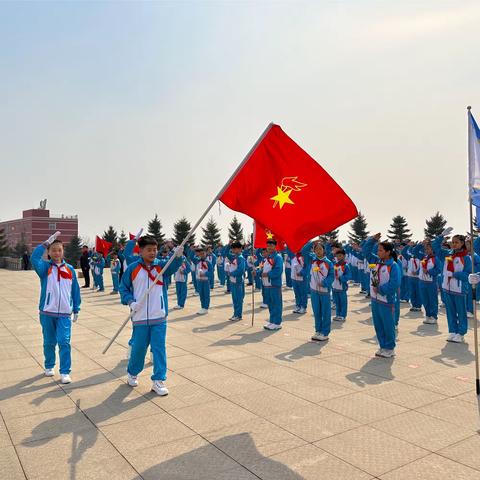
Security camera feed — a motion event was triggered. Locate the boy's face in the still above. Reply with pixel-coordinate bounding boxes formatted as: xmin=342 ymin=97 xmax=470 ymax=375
xmin=266 ymin=243 xmax=276 ymax=254
xmin=140 ymin=244 xmax=158 ymax=263
xmin=231 ymin=247 xmax=242 ymax=255
xmin=197 ymin=250 xmax=206 ymax=259
xmin=335 ymin=253 xmax=345 ymax=262
xmin=48 ymin=243 xmax=64 ymax=263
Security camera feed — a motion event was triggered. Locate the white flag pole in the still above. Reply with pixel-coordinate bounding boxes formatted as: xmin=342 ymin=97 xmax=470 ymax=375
xmin=102 ymin=122 xmax=275 ymax=354
xmin=467 ymin=106 xmax=480 ymax=399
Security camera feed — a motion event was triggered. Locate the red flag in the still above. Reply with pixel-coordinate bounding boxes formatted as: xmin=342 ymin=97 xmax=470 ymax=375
xmin=95 ymin=236 xmax=112 ymax=256
xmin=219 ymin=124 xmax=357 ymax=251
xmin=253 ymin=221 xmax=285 ymax=251
xmin=129 ymin=233 xmax=140 ymax=253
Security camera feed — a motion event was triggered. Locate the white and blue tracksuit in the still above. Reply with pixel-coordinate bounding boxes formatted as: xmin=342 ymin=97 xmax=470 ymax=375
xmin=289 ymin=250 xmax=308 ymax=310
xmin=332 ymin=261 xmax=351 ymax=319
xmin=418 ymin=253 xmax=441 ymax=320
xmin=93 ymin=255 xmax=105 ymax=291
xmin=303 ymin=243 xmax=334 ymax=336
xmin=206 ymin=253 xmax=217 ymax=289
xmin=284 ymin=251 xmax=293 ymax=288
xmin=31 ymin=244 xmax=81 ymax=374
xmin=225 ymin=253 xmax=246 ymax=318
xmin=403 ymin=245 xmax=422 ymax=309
xmin=433 ymin=236 xmax=471 ymax=336
xmin=261 ymin=252 xmax=284 ymax=325
xmin=191 ymin=256 xmax=213 ymax=309
xmin=363 ymin=238 xmax=401 ymax=351
xmin=215 ymin=248 xmax=226 ymax=286
xmin=398 ymin=252 xmax=410 ymax=302
xmin=174 ymin=258 xmax=190 ymax=308
xmin=110 ymin=259 xmax=121 ymax=292
xmin=119 ymin=256 xmax=182 ymax=381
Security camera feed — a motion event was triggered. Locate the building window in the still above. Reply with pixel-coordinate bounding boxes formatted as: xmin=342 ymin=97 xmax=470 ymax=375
xmin=48 ymin=223 xmax=56 ymax=230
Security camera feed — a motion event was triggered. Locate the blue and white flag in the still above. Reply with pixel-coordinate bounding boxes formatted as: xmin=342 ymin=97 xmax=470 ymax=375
xmin=468 ymin=109 xmax=480 ymax=226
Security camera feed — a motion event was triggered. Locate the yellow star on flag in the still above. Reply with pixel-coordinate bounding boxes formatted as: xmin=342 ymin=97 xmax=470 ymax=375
xmin=265 ymin=230 xmax=274 ymax=239
xmin=270 ymin=187 xmax=294 ymax=209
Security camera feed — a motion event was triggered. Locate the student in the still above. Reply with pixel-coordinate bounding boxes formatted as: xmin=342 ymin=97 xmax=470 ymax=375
xmin=206 ymin=247 xmax=217 ymax=289
xmin=433 ymin=228 xmax=471 ymax=343
xmin=288 ymin=247 xmax=308 ymax=314
xmin=254 ymin=249 xmax=269 ymax=308
xmin=303 ymin=241 xmax=334 ymax=341
xmin=30 ymin=231 xmax=81 ymax=384
xmin=215 ymin=245 xmax=226 ymax=287
xmin=261 ymin=239 xmax=284 ymax=330
xmin=418 ymin=241 xmax=441 ymax=324
xmin=94 ymin=253 xmax=106 ymax=292
xmin=119 ymin=235 xmax=183 ymax=396
xmin=363 ymin=234 xmax=401 ymax=358
xmin=173 ymin=256 xmax=190 ymax=309
xmin=332 ymin=249 xmax=351 ymax=322
xmin=89 ymin=252 xmax=97 ymax=291
xmin=225 ymin=242 xmax=246 ymax=320
xmin=465 ymin=238 xmax=480 ymax=318
xmin=110 ymin=252 xmax=121 ymax=294
xmin=189 ymin=246 xmax=213 ymax=315
xmin=284 ymin=250 xmax=293 ymax=289
xmin=397 ymin=244 xmax=410 ymax=303
xmin=404 ymin=242 xmax=423 ymax=312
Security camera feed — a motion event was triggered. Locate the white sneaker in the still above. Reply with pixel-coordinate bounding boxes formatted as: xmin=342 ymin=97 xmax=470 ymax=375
xmin=311 ymin=332 xmax=329 ymax=341
xmin=298 ymin=308 xmax=306 ymax=314
xmin=126 ymin=344 xmax=132 ymax=360
xmin=260 ymin=303 xmax=268 ymax=309
xmin=377 ymin=349 xmax=395 ymax=358
xmin=467 ymin=312 xmax=474 ymax=318
xmin=263 ymin=323 xmax=282 ymax=330
xmin=446 ymin=333 xmax=456 ymax=342
xmin=127 ymin=373 xmax=138 ymax=387
xmin=44 ymin=368 xmax=55 ymax=377
xmin=375 ymin=349 xmax=384 ymax=357
xmin=196 ymin=308 xmax=208 ymax=315
xmin=400 ymin=299 xmax=409 ymax=304
xmin=423 ymin=317 xmax=437 ymax=325
xmin=229 ymin=316 xmax=240 ymax=321
xmin=335 ymin=316 xmax=345 ymax=322
xmin=60 ymin=374 xmax=72 ymax=384
xmin=173 ymin=305 xmax=183 ymax=310
xmin=292 ymin=307 xmax=301 ymax=313
xmin=450 ymin=333 xmax=465 ymax=343
xmin=151 ymin=380 xmax=169 ymax=396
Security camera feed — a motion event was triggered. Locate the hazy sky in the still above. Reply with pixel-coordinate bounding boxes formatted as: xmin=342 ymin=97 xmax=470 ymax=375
xmin=1 ymin=0 xmax=480 ymax=245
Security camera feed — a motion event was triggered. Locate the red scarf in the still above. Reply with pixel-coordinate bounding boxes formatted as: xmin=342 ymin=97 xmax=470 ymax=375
xmin=421 ymin=256 xmax=434 ymax=272
xmin=49 ymin=264 xmax=72 ymax=281
xmin=335 ymin=262 xmax=345 ymax=278
xmin=446 ymin=249 xmax=468 ymax=272
xmin=141 ymin=264 xmax=164 ymax=284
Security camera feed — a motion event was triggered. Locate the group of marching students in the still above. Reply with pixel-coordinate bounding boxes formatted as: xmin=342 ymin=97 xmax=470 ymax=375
xmin=29 ymin=225 xmax=480 ymax=395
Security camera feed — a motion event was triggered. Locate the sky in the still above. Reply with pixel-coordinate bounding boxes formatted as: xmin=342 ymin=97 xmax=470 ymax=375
xmin=1 ymin=0 xmax=480 ymax=245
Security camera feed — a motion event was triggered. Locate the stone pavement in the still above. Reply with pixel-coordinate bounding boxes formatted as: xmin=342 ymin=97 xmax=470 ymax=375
xmin=0 ymin=269 xmax=480 ymax=480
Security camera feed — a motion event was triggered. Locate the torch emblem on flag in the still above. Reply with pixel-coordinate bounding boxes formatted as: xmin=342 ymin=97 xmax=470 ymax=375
xmin=270 ymin=176 xmax=308 ymax=209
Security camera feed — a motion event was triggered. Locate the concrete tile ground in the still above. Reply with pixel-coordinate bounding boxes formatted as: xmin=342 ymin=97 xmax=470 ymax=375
xmin=1 ymin=269 xmax=480 ymax=479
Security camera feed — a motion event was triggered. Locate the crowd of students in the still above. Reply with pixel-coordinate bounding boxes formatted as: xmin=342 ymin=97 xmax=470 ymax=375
xmin=29 ymin=225 xmax=479 ymax=394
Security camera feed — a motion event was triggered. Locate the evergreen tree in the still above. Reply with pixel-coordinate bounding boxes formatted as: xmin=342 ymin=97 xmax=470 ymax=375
xmin=323 ymin=229 xmax=339 ymax=243
xmin=424 ymin=212 xmax=447 ymax=240
xmin=387 ymin=215 xmax=412 ymax=243
xmin=201 ymin=216 xmax=221 ymax=248
xmin=348 ymin=212 xmax=369 ymax=244
xmin=228 ymin=216 xmax=244 ymax=243
xmin=64 ymin=235 xmax=82 ymax=267
xmin=118 ymin=230 xmax=128 ymax=246
xmin=173 ymin=217 xmax=195 ymax=246
xmin=148 ymin=214 xmax=165 ymax=245
xmin=103 ymin=226 xmax=118 ymax=245
xmin=0 ymin=228 xmax=8 ymax=256
xmin=14 ymin=233 xmax=29 ymax=258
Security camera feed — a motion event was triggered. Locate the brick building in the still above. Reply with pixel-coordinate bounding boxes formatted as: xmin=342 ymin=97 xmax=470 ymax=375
xmin=0 ymin=208 xmax=78 ymax=252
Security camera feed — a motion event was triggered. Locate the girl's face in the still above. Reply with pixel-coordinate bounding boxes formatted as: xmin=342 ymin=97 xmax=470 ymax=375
xmin=452 ymin=237 xmax=464 ymax=251
xmin=377 ymin=244 xmax=389 ymax=260
xmin=314 ymin=244 xmax=324 ymax=257
xmin=425 ymin=244 xmax=433 ymax=255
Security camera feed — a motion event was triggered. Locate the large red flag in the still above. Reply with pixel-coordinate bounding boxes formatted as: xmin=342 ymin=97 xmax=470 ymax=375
xmin=95 ymin=236 xmax=112 ymax=256
xmin=129 ymin=233 xmax=140 ymax=253
xmin=219 ymin=124 xmax=357 ymax=251
xmin=253 ymin=221 xmax=285 ymax=251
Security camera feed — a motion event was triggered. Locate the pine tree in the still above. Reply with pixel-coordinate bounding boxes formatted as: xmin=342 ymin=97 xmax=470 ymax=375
xmin=228 ymin=216 xmax=244 ymax=243
xmin=14 ymin=233 xmax=29 ymax=258
xmin=148 ymin=214 xmax=165 ymax=245
xmin=424 ymin=212 xmax=447 ymax=240
xmin=103 ymin=226 xmax=118 ymax=245
xmin=118 ymin=230 xmax=128 ymax=246
xmin=64 ymin=235 xmax=82 ymax=267
xmin=387 ymin=215 xmax=412 ymax=243
xmin=201 ymin=216 xmax=221 ymax=248
xmin=348 ymin=212 xmax=369 ymax=244
xmin=173 ymin=217 xmax=195 ymax=246
xmin=0 ymin=228 xmax=8 ymax=256
xmin=323 ymin=229 xmax=339 ymax=243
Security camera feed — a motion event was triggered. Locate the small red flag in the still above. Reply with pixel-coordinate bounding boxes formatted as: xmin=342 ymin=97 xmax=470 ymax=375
xmin=95 ymin=236 xmax=112 ymax=256
xmin=220 ymin=124 xmax=357 ymax=251
xmin=129 ymin=233 xmax=140 ymax=253
xmin=253 ymin=221 xmax=285 ymax=251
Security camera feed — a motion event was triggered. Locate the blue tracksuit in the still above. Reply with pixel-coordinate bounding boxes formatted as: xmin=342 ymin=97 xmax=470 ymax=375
xmin=110 ymin=259 xmax=121 ymax=292
xmin=174 ymin=257 xmax=190 ymax=308
xmin=332 ymin=261 xmax=351 ymax=318
xmin=226 ymin=253 xmax=246 ymax=318
xmin=31 ymin=244 xmax=81 ymax=374
xmin=284 ymin=249 xmax=293 ymax=288
xmin=433 ymin=236 xmax=471 ymax=336
xmin=215 ymin=248 xmax=226 ymax=286
xmin=287 ymin=247 xmax=308 ymax=310
xmin=206 ymin=253 xmax=217 ymax=289
xmin=260 ymin=252 xmax=283 ymax=325
xmin=418 ymin=252 xmax=441 ymax=320
xmin=466 ymin=252 xmax=480 ymax=314
xmin=363 ymin=238 xmax=401 ymax=350
xmin=93 ymin=255 xmax=105 ymax=291
xmin=190 ymin=255 xmax=213 ymax=310
xmin=303 ymin=242 xmax=334 ymax=335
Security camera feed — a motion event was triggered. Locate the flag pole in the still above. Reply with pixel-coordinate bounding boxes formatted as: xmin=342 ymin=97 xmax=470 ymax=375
xmin=102 ymin=122 xmax=275 ymax=354
xmin=467 ymin=105 xmax=480 ymax=399
xmin=251 ymin=223 xmax=255 ymax=327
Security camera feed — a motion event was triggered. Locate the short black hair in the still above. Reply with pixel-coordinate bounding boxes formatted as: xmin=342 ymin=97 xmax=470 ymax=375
xmin=47 ymin=239 xmax=63 ymax=250
xmin=336 ymin=249 xmax=346 ymax=255
xmin=231 ymin=241 xmax=243 ymax=249
xmin=266 ymin=239 xmax=277 ymax=245
xmin=138 ymin=236 xmax=158 ymax=248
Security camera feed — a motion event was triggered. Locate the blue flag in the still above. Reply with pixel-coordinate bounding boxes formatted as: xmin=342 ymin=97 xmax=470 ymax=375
xmin=468 ymin=109 xmax=480 ymax=227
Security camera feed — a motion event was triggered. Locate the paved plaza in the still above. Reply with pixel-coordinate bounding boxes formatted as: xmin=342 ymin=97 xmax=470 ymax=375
xmin=1 ymin=269 xmax=480 ymax=479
